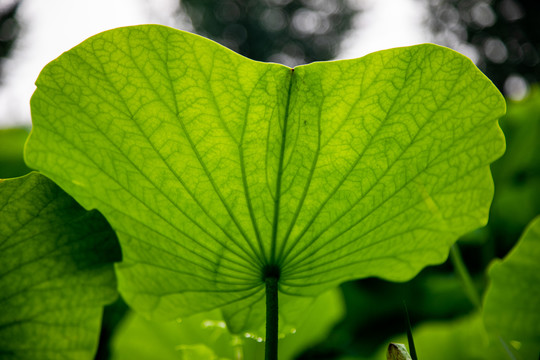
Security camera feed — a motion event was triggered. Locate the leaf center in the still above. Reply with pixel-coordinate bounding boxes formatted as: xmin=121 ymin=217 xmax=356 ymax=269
xmin=262 ymin=264 xmax=281 ymax=282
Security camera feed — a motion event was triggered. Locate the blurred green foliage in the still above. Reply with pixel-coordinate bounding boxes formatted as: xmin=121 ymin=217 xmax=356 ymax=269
xmin=483 ymin=216 xmax=540 ymax=346
xmin=377 ymin=218 xmax=540 ymax=360
xmin=490 ymin=85 xmax=540 ymax=251
xmin=0 ymin=127 xmax=31 ymax=178
xmin=377 ymin=313 xmax=538 ymax=360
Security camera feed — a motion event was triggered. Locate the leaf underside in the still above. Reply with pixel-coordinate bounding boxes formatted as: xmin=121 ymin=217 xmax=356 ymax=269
xmin=25 ymin=25 xmax=505 ymax=331
xmin=0 ymin=173 xmax=120 ymax=359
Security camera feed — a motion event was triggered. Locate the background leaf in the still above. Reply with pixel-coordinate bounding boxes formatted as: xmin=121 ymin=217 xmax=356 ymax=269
xmin=0 ymin=172 xmax=120 ymax=359
xmin=483 ymin=215 xmax=540 ymax=345
xmin=25 ymin=25 xmax=505 ymax=332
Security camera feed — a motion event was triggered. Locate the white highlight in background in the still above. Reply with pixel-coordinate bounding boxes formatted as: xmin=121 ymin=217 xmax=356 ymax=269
xmin=0 ymin=0 xmax=427 ymax=127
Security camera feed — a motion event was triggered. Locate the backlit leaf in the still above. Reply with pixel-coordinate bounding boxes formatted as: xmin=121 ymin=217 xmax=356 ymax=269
xmin=25 ymin=25 xmax=505 ymax=332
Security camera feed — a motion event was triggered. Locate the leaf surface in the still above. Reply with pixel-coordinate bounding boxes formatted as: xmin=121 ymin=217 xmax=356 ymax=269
xmin=483 ymin=215 xmax=540 ymax=344
xmin=25 ymin=25 xmax=505 ymax=331
xmin=0 ymin=172 xmax=120 ymax=359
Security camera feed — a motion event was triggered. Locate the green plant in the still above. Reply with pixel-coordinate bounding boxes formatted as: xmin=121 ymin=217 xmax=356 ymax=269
xmin=379 ymin=215 xmax=540 ymax=360
xmin=0 ymin=173 xmax=120 ymax=358
xmin=0 ymin=24 xmax=516 ymax=359
xmin=483 ymin=215 xmax=540 ymax=345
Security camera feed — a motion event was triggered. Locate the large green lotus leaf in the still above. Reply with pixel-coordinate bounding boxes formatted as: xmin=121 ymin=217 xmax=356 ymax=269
xmin=25 ymin=25 xmax=505 ymax=332
xmin=483 ymin=215 xmax=540 ymax=344
xmin=0 ymin=172 xmax=120 ymax=359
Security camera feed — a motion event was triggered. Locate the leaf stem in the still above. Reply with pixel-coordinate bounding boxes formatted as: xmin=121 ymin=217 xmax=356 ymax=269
xmin=403 ymin=301 xmax=418 ymax=360
xmin=264 ymin=265 xmax=280 ymax=360
xmin=450 ymin=244 xmax=481 ymax=309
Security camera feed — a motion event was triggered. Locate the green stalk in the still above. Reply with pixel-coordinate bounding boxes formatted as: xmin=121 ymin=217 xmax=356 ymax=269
xmin=403 ymin=302 xmax=418 ymax=360
xmin=450 ymin=244 xmax=481 ymax=309
xmin=265 ymin=275 xmax=279 ymax=360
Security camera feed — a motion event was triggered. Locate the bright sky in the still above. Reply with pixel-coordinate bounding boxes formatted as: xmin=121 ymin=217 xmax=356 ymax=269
xmin=0 ymin=0 xmax=429 ymax=128
xmin=338 ymin=0 xmax=429 ymax=59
